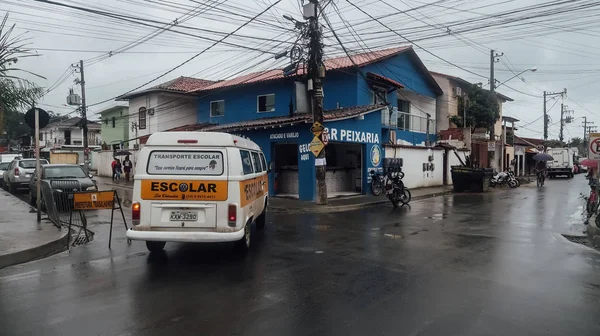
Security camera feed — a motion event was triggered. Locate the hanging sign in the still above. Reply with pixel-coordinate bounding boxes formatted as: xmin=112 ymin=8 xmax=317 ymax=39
xmin=73 ymin=191 xmax=115 ymax=210
xmin=589 ymin=133 xmax=600 ymax=160
xmin=322 ymin=129 xmax=329 ymax=146
xmin=309 ymin=136 xmax=324 ymax=157
xmin=311 ymin=121 xmax=325 ymax=137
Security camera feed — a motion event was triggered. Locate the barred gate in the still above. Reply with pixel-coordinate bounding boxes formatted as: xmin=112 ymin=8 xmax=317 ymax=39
xmin=41 ymin=179 xmax=92 ymax=247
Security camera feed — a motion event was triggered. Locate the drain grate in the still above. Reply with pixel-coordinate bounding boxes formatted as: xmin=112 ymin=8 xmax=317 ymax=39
xmin=70 ymin=230 xmax=94 ymax=247
xmin=562 ymin=234 xmax=592 ymax=247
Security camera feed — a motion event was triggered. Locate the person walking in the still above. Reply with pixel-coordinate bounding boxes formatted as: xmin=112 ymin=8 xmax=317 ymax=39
xmin=114 ymin=159 xmax=122 ymax=181
xmin=111 ymin=157 xmax=118 ymax=181
xmin=123 ymin=156 xmax=132 ymax=182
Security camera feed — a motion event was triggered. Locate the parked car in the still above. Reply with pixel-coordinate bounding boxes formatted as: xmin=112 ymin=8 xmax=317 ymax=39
xmin=3 ymin=158 xmax=49 ymax=193
xmin=0 ymin=162 xmax=10 ymax=189
xmin=28 ymin=164 xmax=97 ymax=206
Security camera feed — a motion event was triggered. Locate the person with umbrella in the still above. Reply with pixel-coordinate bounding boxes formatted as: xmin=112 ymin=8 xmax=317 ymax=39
xmin=532 ymin=152 xmax=554 ymax=187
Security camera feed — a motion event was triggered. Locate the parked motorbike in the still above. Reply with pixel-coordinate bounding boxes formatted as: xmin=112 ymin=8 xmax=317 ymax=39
xmin=385 ymin=171 xmax=411 ymax=207
xmin=491 ymin=170 xmax=519 ymax=188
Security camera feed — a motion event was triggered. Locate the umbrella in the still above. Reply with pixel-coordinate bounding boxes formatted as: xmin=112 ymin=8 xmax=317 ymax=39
xmin=580 ymin=158 xmax=598 ymax=168
xmin=532 ymin=152 xmax=554 ymax=161
xmin=114 ymin=150 xmax=132 ymax=156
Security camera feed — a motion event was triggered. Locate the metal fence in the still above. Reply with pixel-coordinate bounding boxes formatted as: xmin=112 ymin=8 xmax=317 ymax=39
xmin=381 ymin=108 xmax=436 ymax=134
xmin=41 ymin=179 xmax=92 ymax=247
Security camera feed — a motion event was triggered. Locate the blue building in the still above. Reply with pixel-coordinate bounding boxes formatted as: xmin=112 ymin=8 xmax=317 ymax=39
xmin=191 ymin=46 xmax=443 ymax=201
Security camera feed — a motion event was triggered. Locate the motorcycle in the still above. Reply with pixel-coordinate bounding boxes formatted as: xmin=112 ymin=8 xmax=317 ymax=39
xmin=384 ymin=171 xmax=411 ymax=207
xmin=491 ymin=170 xmax=519 ymax=188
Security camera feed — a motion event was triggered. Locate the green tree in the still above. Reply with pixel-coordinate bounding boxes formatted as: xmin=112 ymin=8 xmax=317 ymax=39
xmin=0 ymin=13 xmax=44 ymax=140
xmin=450 ymin=84 xmax=500 ymax=132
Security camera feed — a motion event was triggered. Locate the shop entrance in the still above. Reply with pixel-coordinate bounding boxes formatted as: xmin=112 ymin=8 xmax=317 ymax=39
xmin=325 ymin=142 xmax=363 ymax=197
xmin=272 ymin=143 xmax=300 ymax=198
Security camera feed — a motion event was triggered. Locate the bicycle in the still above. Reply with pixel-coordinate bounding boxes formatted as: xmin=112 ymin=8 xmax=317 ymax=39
xmin=535 ymin=169 xmax=545 ymax=187
xmin=587 ymin=179 xmax=598 ymax=218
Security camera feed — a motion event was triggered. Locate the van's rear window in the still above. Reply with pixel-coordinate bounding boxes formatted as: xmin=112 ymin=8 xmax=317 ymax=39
xmin=147 ymin=151 xmax=224 ymax=175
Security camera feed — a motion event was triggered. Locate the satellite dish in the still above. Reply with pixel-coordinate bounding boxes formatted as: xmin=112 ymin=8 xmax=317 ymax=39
xmin=25 ymin=107 xmax=50 ymax=129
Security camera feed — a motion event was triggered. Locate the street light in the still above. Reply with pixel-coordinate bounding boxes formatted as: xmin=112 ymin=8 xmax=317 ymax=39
xmin=495 ymin=67 xmax=537 ymax=89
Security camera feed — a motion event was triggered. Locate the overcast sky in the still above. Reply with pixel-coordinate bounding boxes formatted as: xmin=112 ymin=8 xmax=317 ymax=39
xmin=3 ymin=0 xmax=599 ymax=141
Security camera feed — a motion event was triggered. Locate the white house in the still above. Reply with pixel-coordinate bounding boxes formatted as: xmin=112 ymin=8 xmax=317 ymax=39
xmin=116 ymin=76 xmax=215 ymax=149
xmin=40 ymin=117 xmax=102 ymax=148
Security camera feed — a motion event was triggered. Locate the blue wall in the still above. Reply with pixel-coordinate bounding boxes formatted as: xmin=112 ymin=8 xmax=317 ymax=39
xmin=197 ymin=71 xmax=360 ymax=124
xmin=359 ymin=52 xmax=438 ymax=100
xmin=233 ymin=109 xmax=383 ymax=201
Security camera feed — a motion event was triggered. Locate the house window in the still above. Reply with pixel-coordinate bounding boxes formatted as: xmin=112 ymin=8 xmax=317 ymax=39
xmin=397 ymin=99 xmax=411 ymax=130
xmin=210 ymin=100 xmax=225 ymax=117
xmin=139 ymin=107 xmax=147 ymax=130
xmin=111 ymin=116 xmax=116 ymax=128
xmin=257 ymin=94 xmax=275 ymax=113
xmin=371 ymin=88 xmax=386 ymax=105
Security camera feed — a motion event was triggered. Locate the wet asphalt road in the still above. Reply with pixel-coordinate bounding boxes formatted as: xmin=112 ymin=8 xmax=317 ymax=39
xmin=1 ymin=177 xmax=600 ymax=336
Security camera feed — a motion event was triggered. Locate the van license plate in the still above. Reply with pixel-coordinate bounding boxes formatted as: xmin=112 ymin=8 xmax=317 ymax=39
xmin=169 ymin=211 xmax=198 ymax=221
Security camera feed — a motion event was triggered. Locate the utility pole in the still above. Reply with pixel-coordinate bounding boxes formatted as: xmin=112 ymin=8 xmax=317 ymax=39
xmin=559 ymin=103 xmax=564 ymax=143
xmin=306 ymin=0 xmax=327 ymax=204
xmin=79 ymin=60 xmax=89 ymax=174
xmin=583 ymin=117 xmax=595 ymax=157
xmin=543 ymin=89 xmax=567 ymax=141
xmin=489 ymin=49 xmax=503 ymax=169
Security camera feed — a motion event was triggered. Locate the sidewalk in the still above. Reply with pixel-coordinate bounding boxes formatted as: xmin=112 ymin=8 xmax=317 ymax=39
xmin=0 ymin=190 xmax=68 ymax=269
xmin=269 ymin=185 xmax=453 ymax=213
xmin=94 ymin=175 xmax=134 ymax=189
xmin=93 ymin=175 xmax=453 ymax=213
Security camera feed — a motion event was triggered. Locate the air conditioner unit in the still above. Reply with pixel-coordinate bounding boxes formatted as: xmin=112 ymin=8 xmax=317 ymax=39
xmin=453 ymin=87 xmax=462 ymax=97
xmin=147 ymin=108 xmax=155 ymax=116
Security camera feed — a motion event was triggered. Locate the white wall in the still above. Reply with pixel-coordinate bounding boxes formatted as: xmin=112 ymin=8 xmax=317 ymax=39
xmin=92 ymin=150 xmax=140 ymax=177
xmin=447 ymin=150 xmax=470 ymax=185
xmin=128 ymin=93 xmax=197 ymax=148
xmin=384 ymin=146 xmax=444 ymax=189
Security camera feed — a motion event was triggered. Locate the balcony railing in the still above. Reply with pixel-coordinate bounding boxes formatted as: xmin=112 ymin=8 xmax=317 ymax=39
xmin=382 ymin=107 xmax=436 ymax=134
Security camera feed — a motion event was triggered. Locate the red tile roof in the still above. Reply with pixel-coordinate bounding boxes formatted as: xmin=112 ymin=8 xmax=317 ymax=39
xmin=204 ymin=105 xmax=386 ymax=132
xmin=191 ymin=47 xmax=411 ymax=93
xmin=118 ymin=76 xmax=216 ymax=100
xmin=155 ymin=76 xmax=216 ymax=92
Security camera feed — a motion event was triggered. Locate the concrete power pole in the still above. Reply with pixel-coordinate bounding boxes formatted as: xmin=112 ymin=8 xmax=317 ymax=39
xmin=307 ymin=0 xmax=327 ymax=204
xmin=583 ymin=117 xmax=596 ymax=157
xmin=559 ymin=103 xmax=564 ymax=143
xmin=543 ymin=89 xmax=567 ymax=142
xmin=79 ymin=60 xmax=90 ymax=174
xmin=490 ymin=49 xmax=503 ymax=170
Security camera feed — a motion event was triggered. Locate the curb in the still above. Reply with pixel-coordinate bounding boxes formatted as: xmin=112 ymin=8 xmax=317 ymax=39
xmin=0 ymin=224 xmax=69 ymax=269
xmin=587 ymin=214 xmax=600 ymax=247
xmin=269 ymin=190 xmax=453 ymax=214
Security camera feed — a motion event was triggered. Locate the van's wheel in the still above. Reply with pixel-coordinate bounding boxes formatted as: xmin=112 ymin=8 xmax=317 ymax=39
xmin=256 ymin=209 xmax=266 ymax=229
xmin=236 ymin=222 xmax=251 ymax=252
xmin=146 ymin=241 xmax=165 ymax=252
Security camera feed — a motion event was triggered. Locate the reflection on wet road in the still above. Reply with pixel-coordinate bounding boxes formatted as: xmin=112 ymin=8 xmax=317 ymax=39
xmin=2 ymin=177 xmax=600 ymax=335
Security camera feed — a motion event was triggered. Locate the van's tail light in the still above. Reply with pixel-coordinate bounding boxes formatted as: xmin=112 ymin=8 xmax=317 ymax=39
xmin=132 ymin=202 xmax=141 ymax=225
xmin=228 ymin=204 xmax=237 ymax=227
xmin=14 ymin=168 xmax=19 ymax=176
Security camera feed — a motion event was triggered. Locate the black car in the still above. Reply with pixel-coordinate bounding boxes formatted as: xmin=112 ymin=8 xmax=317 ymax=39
xmin=29 ymin=164 xmax=97 ymax=206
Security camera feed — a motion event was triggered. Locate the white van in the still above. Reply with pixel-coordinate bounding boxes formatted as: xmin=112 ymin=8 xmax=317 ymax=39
xmin=126 ymin=132 xmax=269 ymax=253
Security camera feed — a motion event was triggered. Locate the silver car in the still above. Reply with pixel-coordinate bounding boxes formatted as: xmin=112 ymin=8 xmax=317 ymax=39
xmin=3 ymin=158 xmax=49 ymax=193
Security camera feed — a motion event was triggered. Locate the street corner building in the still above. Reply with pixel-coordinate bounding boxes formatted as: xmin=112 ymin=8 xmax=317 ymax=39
xmin=190 ymin=46 xmax=444 ymax=201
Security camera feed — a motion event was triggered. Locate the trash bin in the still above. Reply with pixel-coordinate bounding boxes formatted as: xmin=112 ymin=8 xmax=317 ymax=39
xmin=451 ymin=166 xmax=493 ymax=192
